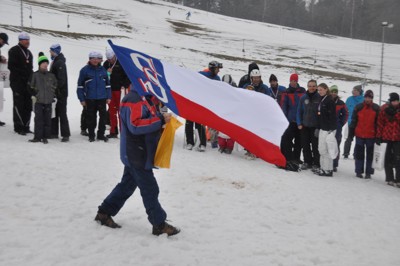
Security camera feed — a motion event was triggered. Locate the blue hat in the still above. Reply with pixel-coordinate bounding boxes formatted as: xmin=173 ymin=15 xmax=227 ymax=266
xmin=50 ymin=43 xmax=61 ymax=55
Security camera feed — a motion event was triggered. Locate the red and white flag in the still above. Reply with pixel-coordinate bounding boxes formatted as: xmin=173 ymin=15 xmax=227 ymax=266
xmin=109 ymin=41 xmax=288 ymax=166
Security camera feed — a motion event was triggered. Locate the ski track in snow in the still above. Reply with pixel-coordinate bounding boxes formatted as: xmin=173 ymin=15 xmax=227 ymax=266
xmin=1 ymin=0 xmax=400 ymax=265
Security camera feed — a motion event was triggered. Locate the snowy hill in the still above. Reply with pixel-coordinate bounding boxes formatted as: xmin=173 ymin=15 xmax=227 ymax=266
xmin=1 ymin=0 xmax=400 ymax=265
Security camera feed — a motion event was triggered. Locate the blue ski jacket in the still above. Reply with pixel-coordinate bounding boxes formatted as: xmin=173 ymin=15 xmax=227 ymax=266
xmin=77 ymin=63 xmax=111 ymax=102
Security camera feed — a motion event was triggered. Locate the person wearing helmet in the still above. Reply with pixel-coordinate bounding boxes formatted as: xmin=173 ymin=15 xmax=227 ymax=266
xmin=199 ymin=60 xmax=222 ymax=81
xmin=238 ymin=62 xmax=259 ymax=88
xmin=185 ymin=61 xmax=222 ymax=152
xmin=242 ymin=69 xmax=268 ymax=94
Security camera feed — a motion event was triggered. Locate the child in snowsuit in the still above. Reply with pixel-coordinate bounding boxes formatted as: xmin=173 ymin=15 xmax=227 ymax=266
xmin=28 ymin=52 xmax=58 ymax=143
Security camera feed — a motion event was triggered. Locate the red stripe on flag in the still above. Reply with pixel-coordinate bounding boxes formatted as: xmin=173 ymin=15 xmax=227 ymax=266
xmin=172 ymin=91 xmax=286 ymax=167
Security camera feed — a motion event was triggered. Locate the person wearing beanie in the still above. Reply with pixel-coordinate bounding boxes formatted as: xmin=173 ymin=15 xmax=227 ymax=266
xmin=343 ymin=84 xmax=364 ymax=158
xmin=349 ymin=89 xmax=380 ymax=179
xmin=103 ymin=48 xmax=130 ymax=138
xmin=49 ymin=43 xmax=70 ymax=142
xmin=8 ymin=31 xmax=34 ymax=135
xmin=27 ymin=52 xmax=58 ymax=144
xmin=267 ymin=74 xmax=286 ymax=103
xmin=376 ymin=92 xmax=400 ymax=187
xmin=280 ymin=73 xmax=306 ymax=166
xmin=330 ymin=85 xmax=349 ymax=171
xmin=77 ymin=51 xmax=111 ymax=142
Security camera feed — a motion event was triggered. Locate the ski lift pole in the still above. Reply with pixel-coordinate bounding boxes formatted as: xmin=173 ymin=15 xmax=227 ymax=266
xmin=29 ymin=6 xmax=32 ymax=28
xmin=67 ymin=15 xmax=70 ymax=32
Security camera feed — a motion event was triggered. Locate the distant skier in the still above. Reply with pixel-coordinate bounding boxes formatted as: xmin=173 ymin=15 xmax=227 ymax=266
xmin=186 ymin=11 xmax=191 ymax=20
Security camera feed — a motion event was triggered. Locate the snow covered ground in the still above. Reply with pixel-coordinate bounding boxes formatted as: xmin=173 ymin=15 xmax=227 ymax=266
xmin=1 ymin=0 xmax=400 ymax=265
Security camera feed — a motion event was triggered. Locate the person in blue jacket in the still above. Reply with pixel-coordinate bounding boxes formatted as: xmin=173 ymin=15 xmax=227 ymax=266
xmin=242 ymin=69 xmax=268 ymax=94
xmin=267 ymin=74 xmax=286 ymax=104
xmin=343 ymin=85 xmax=363 ymax=158
xmin=330 ymin=85 xmax=348 ymax=171
xmin=77 ymin=51 xmax=111 ymax=142
xmin=281 ymin=73 xmax=306 ymax=164
xmin=185 ymin=61 xmax=222 ymax=152
xmin=95 ymin=89 xmax=180 ymax=236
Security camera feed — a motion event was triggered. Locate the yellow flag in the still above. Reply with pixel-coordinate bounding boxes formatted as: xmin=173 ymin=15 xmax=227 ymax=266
xmin=154 ymin=117 xmax=183 ymax=168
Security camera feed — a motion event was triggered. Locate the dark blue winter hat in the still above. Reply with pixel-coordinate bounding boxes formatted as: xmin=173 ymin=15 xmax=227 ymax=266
xmin=50 ymin=44 xmax=61 ymax=55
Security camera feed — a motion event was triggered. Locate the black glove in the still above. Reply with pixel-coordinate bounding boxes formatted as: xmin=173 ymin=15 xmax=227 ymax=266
xmin=375 ymin=138 xmax=382 ymax=146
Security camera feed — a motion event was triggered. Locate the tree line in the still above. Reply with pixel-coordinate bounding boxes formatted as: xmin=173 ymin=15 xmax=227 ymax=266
xmin=163 ymin=0 xmax=400 ymax=44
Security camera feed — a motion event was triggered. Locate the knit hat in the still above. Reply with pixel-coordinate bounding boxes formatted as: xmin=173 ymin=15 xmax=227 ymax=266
xmin=388 ymin=92 xmax=399 ymax=102
xmin=89 ymin=51 xmax=102 ymax=59
xmin=105 ymin=49 xmax=115 ymax=60
xmin=364 ymin=89 xmax=374 ymax=99
xmin=0 ymin=33 xmax=9 ymax=45
xmin=269 ymin=74 xmax=278 ymax=82
xmin=330 ymin=85 xmax=338 ymax=93
xmin=18 ymin=32 xmax=30 ymax=40
xmin=290 ymin=73 xmax=298 ymax=82
xmin=38 ymin=52 xmax=49 ymax=66
xmin=353 ymin=85 xmax=363 ymax=94
xmin=50 ymin=43 xmax=61 ymax=55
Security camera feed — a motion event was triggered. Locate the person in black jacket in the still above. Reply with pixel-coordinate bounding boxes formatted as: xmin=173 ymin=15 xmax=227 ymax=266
xmin=49 ymin=44 xmax=71 ymax=142
xmin=316 ymin=83 xmax=337 ymax=177
xmin=296 ymin=80 xmax=321 ymax=170
xmin=103 ymin=49 xmax=130 ymax=138
xmin=238 ymin=62 xmax=259 ymax=88
xmin=8 ymin=32 xmax=33 ymax=135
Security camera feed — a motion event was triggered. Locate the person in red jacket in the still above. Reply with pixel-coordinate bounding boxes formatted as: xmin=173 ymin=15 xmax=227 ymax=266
xmin=349 ymin=90 xmax=380 ymax=179
xmin=376 ymin=92 xmax=400 ymax=187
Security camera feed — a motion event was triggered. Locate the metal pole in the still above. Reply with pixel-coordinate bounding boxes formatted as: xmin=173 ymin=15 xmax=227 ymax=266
xmin=21 ymin=0 xmax=24 ymax=27
xmin=379 ymin=26 xmax=385 ymax=105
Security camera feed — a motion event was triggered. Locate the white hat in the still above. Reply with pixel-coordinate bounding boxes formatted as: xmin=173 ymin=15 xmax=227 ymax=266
xmin=89 ymin=51 xmax=102 ymax=59
xmin=105 ymin=49 xmax=115 ymax=60
xmin=18 ymin=32 xmax=30 ymax=40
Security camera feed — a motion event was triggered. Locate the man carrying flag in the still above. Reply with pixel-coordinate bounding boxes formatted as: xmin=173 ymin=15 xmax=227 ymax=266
xmin=95 ymin=89 xmax=180 ymax=236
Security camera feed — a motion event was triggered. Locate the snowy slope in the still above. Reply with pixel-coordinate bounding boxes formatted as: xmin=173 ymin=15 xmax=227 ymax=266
xmin=1 ymin=0 xmax=400 ymax=265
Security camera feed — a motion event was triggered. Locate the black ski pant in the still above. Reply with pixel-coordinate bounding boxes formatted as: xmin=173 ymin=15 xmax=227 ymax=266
xmin=343 ymin=131 xmax=354 ymax=157
xmin=34 ymin=103 xmax=52 ymax=140
xmin=86 ymin=99 xmax=107 ymax=139
xmin=11 ymin=81 xmax=32 ymax=133
xmin=300 ymin=126 xmax=319 ymax=167
xmin=185 ymin=120 xmax=206 ymax=147
xmin=51 ymin=97 xmax=71 ymax=138
xmin=281 ymin=122 xmax=302 ymax=162
xmin=333 ymin=126 xmax=343 ymax=168
xmin=384 ymin=141 xmax=400 ymax=183
xmin=81 ymin=106 xmax=88 ymax=131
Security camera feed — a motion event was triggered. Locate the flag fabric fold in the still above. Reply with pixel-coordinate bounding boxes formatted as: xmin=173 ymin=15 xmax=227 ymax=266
xmin=108 ymin=40 xmax=288 ymax=166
